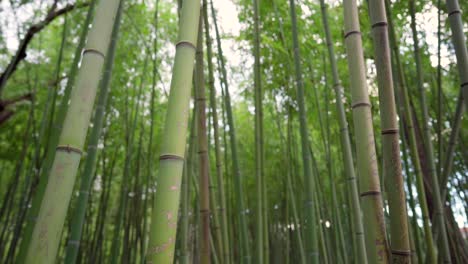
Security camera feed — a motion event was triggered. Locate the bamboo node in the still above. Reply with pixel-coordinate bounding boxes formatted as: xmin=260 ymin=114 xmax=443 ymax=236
xmin=381 ymin=128 xmax=398 ymax=135
xmin=391 ymin=250 xmax=411 ymax=256
xmin=360 ymin=190 xmax=380 ymax=197
xmin=448 ymin=9 xmax=461 ymax=17
xmin=344 ymin=30 xmax=361 ymax=39
xmin=159 ymin=154 xmax=185 ymax=161
xmin=83 ymin=48 xmax=105 ymax=59
xmin=371 ymin=21 xmax=388 ymax=28
xmin=176 ymin=41 xmax=196 ymax=50
xmin=56 ymin=145 xmax=83 ymax=155
xmin=351 ymin=100 xmax=371 ymax=109
xmin=460 ymin=82 xmax=468 ymax=87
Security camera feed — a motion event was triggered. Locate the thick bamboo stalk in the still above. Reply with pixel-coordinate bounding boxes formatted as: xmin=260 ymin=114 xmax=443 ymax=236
xmin=195 ymin=10 xmax=211 ymax=264
xmin=446 ymin=0 xmax=468 ymax=112
xmin=367 ymin=0 xmax=410 ymax=262
xmin=318 ymin=1 xmax=367 ymax=262
xmin=385 ymin=1 xmax=437 ymax=262
xmin=342 ymin=0 xmax=389 ymax=262
xmin=15 ymin=2 xmax=97 ymax=262
xmin=409 ymin=0 xmax=451 ymax=262
xmin=288 ymin=0 xmax=318 ymax=262
xmin=63 ymin=1 xmax=123 ymax=263
xmin=145 ymin=0 xmax=201 ymax=262
xmin=24 ymin=0 xmax=121 ymax=262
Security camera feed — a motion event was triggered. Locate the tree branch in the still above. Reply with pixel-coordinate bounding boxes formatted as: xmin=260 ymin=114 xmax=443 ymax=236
xmin=0 ymin=2 xmax=88 ymax=98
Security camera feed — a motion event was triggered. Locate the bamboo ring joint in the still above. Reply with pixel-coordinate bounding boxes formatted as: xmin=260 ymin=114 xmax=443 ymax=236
xmin=360 ymin=190 xmax=380 ymax=197
xmin=381 ymin=128 xmax=398 ymax=135
xmin=371 ymin=21 xmax=388 ymax=28
xmin=448 ymin=9 xmax=461 ymax=17
xmin=159 ymin=154 xmax=185 ymax=161
xmin=351 ymin=100 xmax=371 ymax=109
xmin=56 ymin=145 xmax=83 ymax=155
xmin=344 ymin=30 xmax=361 ymax=39
xmin=176 ymin=41 xmax=196 ymax=50
xmin=83 ymin=48 xmax=105 ymax=59
xmin=391 ymin=250 xmax=411 ymax=256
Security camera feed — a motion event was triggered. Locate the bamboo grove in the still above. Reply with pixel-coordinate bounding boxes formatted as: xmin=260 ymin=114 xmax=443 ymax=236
xmin=0 ymin=0 xmax=467 ymax=263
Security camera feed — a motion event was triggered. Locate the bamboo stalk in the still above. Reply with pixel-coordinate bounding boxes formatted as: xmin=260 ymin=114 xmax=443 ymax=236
xmin=367 ymin=0 xmax=410 ymax=262
xmin=409 ymin=0 xmax=451 ymax=262
xmin=195 ymin=10 xmax=211 ymax=264
xmin=210 ymin=1 xmax=251 ymax=262
xmin=288 ymin=0 xmax=318 ymax=262
xmin=343 ymin=0 xmax=389 ymax=262
xmin=318 ymin=1 xmax=367 ymax=262
xmin=24 ymin=0 xmax=121 ymax=262
xmin=146 ymin=0 xmax=201 ymax=261
xmin=63 ymin=1 xmax=124 ymax=262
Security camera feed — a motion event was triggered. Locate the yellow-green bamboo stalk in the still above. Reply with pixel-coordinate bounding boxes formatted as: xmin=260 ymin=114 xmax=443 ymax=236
xmin=145 ymin=0 xmax=201 ymax=262
xmin=24 ymin=1 xmax=121 ymax=263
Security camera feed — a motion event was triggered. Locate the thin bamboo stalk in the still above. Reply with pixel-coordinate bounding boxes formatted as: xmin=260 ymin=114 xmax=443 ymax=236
xmin=288 ymin=0 xmax=318 ymax=262
xmin=252 ymin=0 xmax=264 ymax=262
xmin=195 ymin=10 xmax=211 ymax=263
xmin=446 ymin=0 xmax=468 ymax=112
xmin=318 ymin=1 xmax=367 ymax=262
xmin=409 ymin=0 xmax=451 ymax=262
xmin=203 ymin=1 xmax=230 ymax=261
xmin=210 ymin=1 xmax=251 ymax=262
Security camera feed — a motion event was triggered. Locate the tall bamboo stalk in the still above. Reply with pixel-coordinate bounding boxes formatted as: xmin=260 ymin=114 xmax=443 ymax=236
xmin=145 ymin=0 xmax=201 ymax=262
xmin=15 ymin=2 xmax=97 ymax=262
xmin=195 ymin=10 xmax=211 ymax=264
xmin=409 ymin=0 xmax=451 ymax=262
xmin=446 ymin=0 xmax=468 ymax=112
xmin=318 ymin=1 xmax=367 ymax=262
xmin=203 ymin=0 xmax=230 ymax=261
xmin=343 ymin=0 xmax=389 ymax=262
xmin=24 ymin=0 xmax=121 ymax=262
xmin=367 ymin=0 xmax=410 ymax=262
xmin=386 ymin=1 xmax=437 ymax=261
xmin=252 ymin=0 xmax=264 ymax=262
xmin=210 ymin=1 xmax=251 ymax=262
xmin=64 ymin=1 xmax=123 ymax=262
xmin=288 ymin=0 xmax=318 ymax=262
